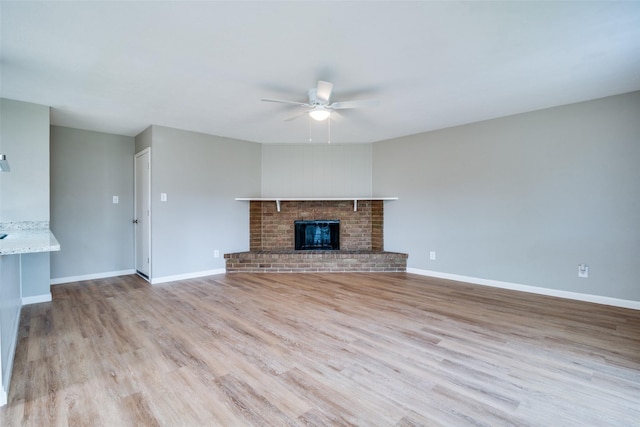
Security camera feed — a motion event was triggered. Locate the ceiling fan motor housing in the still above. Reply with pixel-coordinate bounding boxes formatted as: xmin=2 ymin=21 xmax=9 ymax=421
xmin=308 ymin=88 xmax=327 ymax=106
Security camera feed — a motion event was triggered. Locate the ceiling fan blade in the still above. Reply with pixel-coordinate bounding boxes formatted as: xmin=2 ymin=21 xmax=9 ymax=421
xmin=284 ymin=111 xmax=309 ymax=122
xmin=261 ymin=98 xmax=309 ymax=107
xmin=316 ymin=81 xmax=333 ymax=103
xmin=330 ymin=99 xmax=380 ymax=110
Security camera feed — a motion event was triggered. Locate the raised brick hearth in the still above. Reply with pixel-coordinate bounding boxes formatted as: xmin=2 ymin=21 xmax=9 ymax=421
xmin=225 ymin=250 xmax=408 ymax=273
xmin=225 ymin=199 xmax=407 ymax=273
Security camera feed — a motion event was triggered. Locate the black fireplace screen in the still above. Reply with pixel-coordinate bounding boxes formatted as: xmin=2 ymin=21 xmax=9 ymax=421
xmin=294 ymin=220 xmax=340 ymax=250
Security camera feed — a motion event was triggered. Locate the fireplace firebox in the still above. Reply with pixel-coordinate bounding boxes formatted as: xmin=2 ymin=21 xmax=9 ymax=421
xmin=294 ymin=220 xmax=340 ymax=250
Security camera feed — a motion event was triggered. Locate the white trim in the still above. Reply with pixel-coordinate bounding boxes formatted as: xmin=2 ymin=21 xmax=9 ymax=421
xmin=50 ymin=269 xmax=136 ymax=285
xmin=151 ymin=269 xmax=225 ymax=285
xmin=407 ymin=268 xmax=640 ymax=311
xmin=134 ymin=148 xmax=152 ymax=282
xmin=22 ymin=293 xmax=52 ymax=305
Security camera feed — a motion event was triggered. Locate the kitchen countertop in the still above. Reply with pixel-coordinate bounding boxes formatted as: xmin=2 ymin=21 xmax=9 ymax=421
xmin=0 ymin=221 xmax=61 ymax=255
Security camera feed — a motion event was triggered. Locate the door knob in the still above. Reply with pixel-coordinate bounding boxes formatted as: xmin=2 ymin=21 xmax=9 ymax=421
xmin=133 ymin=219 xmax=139 ymax=224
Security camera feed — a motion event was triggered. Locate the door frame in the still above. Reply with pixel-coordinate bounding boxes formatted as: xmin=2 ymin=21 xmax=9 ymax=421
xmin=134 ymin=148 xmax=151 ymax=281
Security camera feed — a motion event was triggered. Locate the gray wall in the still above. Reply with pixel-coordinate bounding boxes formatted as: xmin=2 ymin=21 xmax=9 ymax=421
xmin=0 ymin=98 xmax=50 ymax=221
xmin=50 ymin=126 xmax=135 ymax=280
xmin=373 ymin=91 xmax=640 ymax=301
xmin=0 ymin=254 xmax=20 ymax=402
xmin=261 ymin=144 xmax=372 ymax=197
xmin=145 ymin=126 xmax=261 ymax=280
xmin=135 ymin=126 xmax=152 ymax=153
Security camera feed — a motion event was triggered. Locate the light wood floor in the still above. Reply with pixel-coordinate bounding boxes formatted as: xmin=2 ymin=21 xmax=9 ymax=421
xmin=1 ymin=273 xmax=639 ymax=426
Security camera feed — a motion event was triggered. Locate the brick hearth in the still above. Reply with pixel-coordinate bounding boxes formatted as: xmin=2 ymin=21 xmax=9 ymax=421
xmin=225 ymin=199 xmax=407 ymax=273
xmin=225 ymin=250 xmax=408 ymax=273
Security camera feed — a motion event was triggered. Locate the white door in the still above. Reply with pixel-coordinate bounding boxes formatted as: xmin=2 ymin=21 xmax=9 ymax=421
xmin=134 ymin=148 xmax=151 ymax=280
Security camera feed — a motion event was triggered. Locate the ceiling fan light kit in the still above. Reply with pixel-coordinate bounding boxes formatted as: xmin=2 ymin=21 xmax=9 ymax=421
xmin=309 ymin=107 xmax=331 ymax=121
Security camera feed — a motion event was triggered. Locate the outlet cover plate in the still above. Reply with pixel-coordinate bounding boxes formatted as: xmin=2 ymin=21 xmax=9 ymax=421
xmin=578 ymin=264 xmax=589 ymax=278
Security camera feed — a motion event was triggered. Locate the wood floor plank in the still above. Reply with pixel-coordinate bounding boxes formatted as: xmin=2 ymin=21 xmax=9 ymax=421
xmin=1 ymin=272 xmax=639 ymax=426
xmin=120 ymin=392 xmax=161 ymax=427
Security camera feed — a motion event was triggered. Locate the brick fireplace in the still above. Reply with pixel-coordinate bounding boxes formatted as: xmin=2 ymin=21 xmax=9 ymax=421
xmin=250 ymin=200 xmax=382 ymax=251
xmin=225 ymin=199 xmax=407 ymax=273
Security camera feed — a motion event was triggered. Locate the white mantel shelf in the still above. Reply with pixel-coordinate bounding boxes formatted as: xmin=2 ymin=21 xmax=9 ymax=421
xmin=235 ymin=197 xmax=398 ymax=212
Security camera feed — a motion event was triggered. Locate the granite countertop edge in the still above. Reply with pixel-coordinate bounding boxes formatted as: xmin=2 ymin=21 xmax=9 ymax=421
xmin=0 ymin=221 xmax=61 ymax=255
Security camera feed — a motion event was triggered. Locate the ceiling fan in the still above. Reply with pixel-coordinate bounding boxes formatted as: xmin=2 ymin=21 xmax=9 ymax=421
xmin=261 ymin=80 xmax=379 ymax=121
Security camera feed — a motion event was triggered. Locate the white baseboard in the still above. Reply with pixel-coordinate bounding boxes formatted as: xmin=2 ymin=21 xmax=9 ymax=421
xmin=407 ymin=268 xmax=640 ymax=310
xmin=151 ymin=269 xmax=225 ymax=285
xmin=50 ymin=269 xmax=136 ymax=285
xmin=22 ymin=293 xmax=52 ymax=306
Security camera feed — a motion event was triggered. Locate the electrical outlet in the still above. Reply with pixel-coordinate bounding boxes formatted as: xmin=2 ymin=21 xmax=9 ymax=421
xmin=214 ymin=249 xmax=220 ymax=258
xmin=112 ymin=196 xmax=119 ymax=204
xmin=429 ymin=251 xmax=436 ymax=260
xmin=578 ymin=264 xmax=588 ymax=278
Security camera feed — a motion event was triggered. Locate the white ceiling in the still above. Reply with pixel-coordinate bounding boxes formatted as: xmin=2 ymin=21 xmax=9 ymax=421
xmin=2 ymin=1 xmax=639 ymax=144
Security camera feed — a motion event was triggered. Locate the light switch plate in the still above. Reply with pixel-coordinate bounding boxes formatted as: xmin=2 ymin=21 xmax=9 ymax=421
xmin=161 ymin=193 xmax=167 ymax=202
